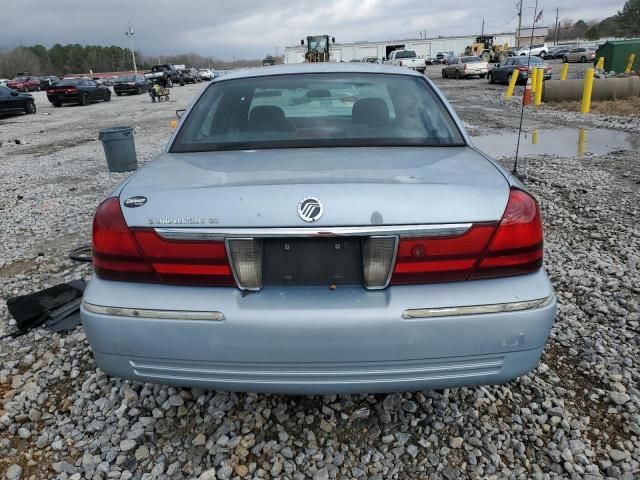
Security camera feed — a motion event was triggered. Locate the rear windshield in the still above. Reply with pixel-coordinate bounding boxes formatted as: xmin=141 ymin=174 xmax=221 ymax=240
xmin=515 ymin=57 xmax=543 ymax=65
xmin=56 ymin=79 xmax=81 ymax=86
xmin=171 ymin=73 xmax=465 ymax=152
xmin=118 ymin=76 xmax=136 ymax=82
xmin=461 ymin=57 xmax=483 ymax=63
xmin=395 ymin=50 xmax=417 ymax=59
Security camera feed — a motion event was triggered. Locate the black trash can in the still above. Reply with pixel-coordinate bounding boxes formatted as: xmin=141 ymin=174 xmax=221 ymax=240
xmin=98 ymin=126 xmax=138 ymax=172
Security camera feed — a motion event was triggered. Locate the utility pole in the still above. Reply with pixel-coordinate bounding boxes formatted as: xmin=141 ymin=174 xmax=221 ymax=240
xmin=554 ymin=8 xmax=560 ymax=46
xmin=482 ymin=18 xmax=485 ymax=35
xmin=517 ymin=0 xmax=523 ymax=47
xmin=125 ymin=21 xmax=137 ymax=75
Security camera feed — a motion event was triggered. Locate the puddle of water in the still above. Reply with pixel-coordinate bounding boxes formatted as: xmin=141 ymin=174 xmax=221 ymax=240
xmin=471 ymin=128 xmax=639 ymax=159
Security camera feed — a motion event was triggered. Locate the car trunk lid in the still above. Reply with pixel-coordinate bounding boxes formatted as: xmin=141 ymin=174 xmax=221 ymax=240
xmin=119 ymin=147 xmax=509 ymax=228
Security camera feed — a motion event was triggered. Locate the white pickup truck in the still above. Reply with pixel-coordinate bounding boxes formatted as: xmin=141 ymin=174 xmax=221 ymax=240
xmin=387 ymin=50 xmax=426 ymax=73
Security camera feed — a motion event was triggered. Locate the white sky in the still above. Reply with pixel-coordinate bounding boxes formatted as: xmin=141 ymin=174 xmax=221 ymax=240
xmin=0 ymin=0 xmax=624 ymax=59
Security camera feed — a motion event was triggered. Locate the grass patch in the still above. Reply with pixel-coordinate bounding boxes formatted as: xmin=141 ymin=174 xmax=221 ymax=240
xmin=546 ymin=96 xmax=640 ymax=117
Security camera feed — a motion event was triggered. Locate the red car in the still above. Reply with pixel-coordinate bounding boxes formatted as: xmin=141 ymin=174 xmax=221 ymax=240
xmin=6 ymin=76 xmax=41 ymax=92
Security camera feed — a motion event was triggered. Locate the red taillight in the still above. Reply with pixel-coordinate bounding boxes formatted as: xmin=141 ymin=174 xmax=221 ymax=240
xmin=91 ymin=198 xmax=235 ymax=286
xmin=390 ymin=224 xmax=497 ymax=284
xmin=464 ymin=63 xmax=467 ymax=70
xmin=390 ymin=189 xmax=543 ymax=284
xmin=517 ymin=66 xmax=528 ymax=72
xmin=131 ymin=230 xmax=234 ymax=286
xmin=471 ymin=189 xmax=543 ymax=279
xmin=92 ymin=198 xmax=155 ymax=282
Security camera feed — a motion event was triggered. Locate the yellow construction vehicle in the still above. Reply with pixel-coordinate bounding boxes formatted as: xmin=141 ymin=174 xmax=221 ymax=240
xmin=465 ymin=36 xmax=509 ymax=63
xmin=301 ymin=35 xmax=335 ymax=62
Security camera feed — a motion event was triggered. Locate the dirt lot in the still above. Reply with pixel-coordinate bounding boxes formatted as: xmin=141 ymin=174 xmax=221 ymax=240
xmin=1 ymin=69 xmax=639 ymax=480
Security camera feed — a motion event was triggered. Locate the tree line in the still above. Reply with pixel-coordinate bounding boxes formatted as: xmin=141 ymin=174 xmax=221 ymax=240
xmin=0 ymin=44 xmax=263 ymax=78
xmin=547 ymin=0 xmax=640 ymax=42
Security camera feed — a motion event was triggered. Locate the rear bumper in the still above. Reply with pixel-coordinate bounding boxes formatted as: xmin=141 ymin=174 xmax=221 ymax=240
xmin=47 ymin=93 xmax=80 ymax=103
xmin=81 ymin=270 xmax=556 ymax=394
xmin=114 ymin=86 xmax=139 ymax=93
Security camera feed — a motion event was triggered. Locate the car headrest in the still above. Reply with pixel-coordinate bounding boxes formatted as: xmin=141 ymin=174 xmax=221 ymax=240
xmin=352 ymin=98 xmax=390 ymax=127
xmin=248 ymin=105 xmax=295 ymax=132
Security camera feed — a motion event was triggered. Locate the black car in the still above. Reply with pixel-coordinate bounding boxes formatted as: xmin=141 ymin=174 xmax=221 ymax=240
xmin=180 ymin=68 xmax=201 ymax=84
xmin=0 ymin=86 xmax=36 ymax=116
xmin=39 ymin=75 xmax=60 ymax=90
xmin=487 ymin=56 xmax=551 ymax=84
xmin=46 ymin=78 xmax=111 ymax=107
xmin=113 ymin=75 xmax=151 ymax=95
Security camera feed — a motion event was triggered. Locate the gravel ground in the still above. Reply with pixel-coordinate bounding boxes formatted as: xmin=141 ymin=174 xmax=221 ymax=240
xmin=1 ymin=73 xmax=639 ymax=480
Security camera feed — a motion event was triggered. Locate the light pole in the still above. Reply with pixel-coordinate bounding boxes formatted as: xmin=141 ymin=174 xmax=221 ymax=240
xmin=125 ymin=21 xmax=137 ymax=75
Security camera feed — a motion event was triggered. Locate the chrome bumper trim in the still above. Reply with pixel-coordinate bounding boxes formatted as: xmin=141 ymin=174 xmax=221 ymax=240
xmin=82 ymin=302 xmax=225 ymax=321
xmin=402 ymin=294 xmax=554 ymax=319
xmin=155 ymin=223 xmax=472 ymax=240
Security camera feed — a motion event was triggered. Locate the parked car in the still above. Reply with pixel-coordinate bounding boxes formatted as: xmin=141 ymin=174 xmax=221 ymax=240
xmin=434 ymin=52 xmax=451 ymax=64
xmin=198 ymin=68 xmax=214 ymax=80
xmin=548 ymin=47 xmax=572 ymax=59
xmin=144 ymin=64 xmax=184 ymax=87
xmin=563 ymin=47 xmax=597 ymax=63
xmin=180 ymin=68 xmax=202 ymax=84
xmin=81 ymin=63 xmax=556 ymax=394
xmin=441 ymin=56 xmax=489 ymax=79
xmin=113 ymin=75 xmax=152 ymax=95
xmin=387 ymin=49 xmax=426 ymax=73
xmin=0 ymin=86 xmax=36 ymax=116
xmin=362 ymin=57 xmax=382 ymax=64
xmin=0 ymin=79 xmax=9 ymax=87
xmin=39 ymin=75 xmax=60 ymax=89
xmin=46 ymin=78 xmax=111 ymax=107
xmin=514 ymin=43 xmax=549 ymax=58
xmin=6 ymin=76 xmax=41 ymax=92
xmin=487 ymin=56 xmax=552 ymax=84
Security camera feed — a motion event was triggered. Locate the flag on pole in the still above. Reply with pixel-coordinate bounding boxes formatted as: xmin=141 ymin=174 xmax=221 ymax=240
xmin=535 ymin=9 xmax=543 ymax=23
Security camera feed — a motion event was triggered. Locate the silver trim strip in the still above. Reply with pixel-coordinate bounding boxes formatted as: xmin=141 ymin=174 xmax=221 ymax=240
xmin=402 ymin=294 xmax=554 ymax=319
xmin=82 ymin=302 xmax=225 ymax=321
xmin=155 ymin=224 xmax=472 ymax=241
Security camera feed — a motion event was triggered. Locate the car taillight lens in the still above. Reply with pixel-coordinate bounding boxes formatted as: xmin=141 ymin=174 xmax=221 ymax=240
xmin=92 ymin=198 xmax=235 ymax=286
xmin=363 ymin=237 xmax=397 ymax=288
xmin=226 ymin=239 xmax=262 ymax=290
xmin=391 ymin=224 xmax=497 ymax=284
xmin=471 ymin=189 xmax=543 ymax=279
xmin=92 ymin=198 xmax=156 ymax=282
xmin=390 ymin=188 xmax=543 ymax=284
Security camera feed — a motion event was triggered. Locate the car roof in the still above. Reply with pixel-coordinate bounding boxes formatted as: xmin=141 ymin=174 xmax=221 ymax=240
xmin=217 ymin=63 xmax=424 ymax=81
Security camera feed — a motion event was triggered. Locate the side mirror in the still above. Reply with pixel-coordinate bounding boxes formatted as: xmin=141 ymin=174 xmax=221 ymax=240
xmin=332 ymin=37 xmax=335 ymax=44
xmin=300 ymin=39 xmax=304 ymax=46
xmin=176 ymin=109 xmax=186 ymax=118
xmin=10 ymin=91 xmax=19 ymax=96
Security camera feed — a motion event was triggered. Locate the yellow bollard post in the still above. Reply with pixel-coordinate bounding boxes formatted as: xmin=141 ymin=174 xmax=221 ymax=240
xmin=530 ymin=66 xmax=538 ymax=94
xmin=534 ymin=68 xmax=544 ymax=106
xmin=577 ymin=128 xmax=587 ymax=158
xmin=560 ymin=63 xmax=569 ymax=80
xmin=581 ymin=68 xmax=595 ymax=114
xmin=595 ymin=56 xmax=604 ymax=70
xmin=625 ymin=54 xmax=636 ymax=74
xmin=505 ymin=69 xmax=520 ymax=99
xmin=532 ymin=129 xmax=539 ymax=145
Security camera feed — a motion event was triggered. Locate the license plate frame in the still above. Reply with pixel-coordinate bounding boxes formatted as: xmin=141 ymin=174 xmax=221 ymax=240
xmin=262 ymin=238 xmax=363 ymax=286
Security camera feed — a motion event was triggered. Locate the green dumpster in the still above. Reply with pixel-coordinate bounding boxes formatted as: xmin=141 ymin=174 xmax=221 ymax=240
xmin=596 ymin=40 xmax=640 ymax=73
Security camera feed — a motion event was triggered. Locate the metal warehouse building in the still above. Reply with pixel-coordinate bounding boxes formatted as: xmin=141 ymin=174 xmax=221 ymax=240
xmin=284 ymin=33 xmax=516 ymax=64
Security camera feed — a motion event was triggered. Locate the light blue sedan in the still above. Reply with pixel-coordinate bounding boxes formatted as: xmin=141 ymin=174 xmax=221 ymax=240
xmin=82 ymin=63 xmax=556 ymax=394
